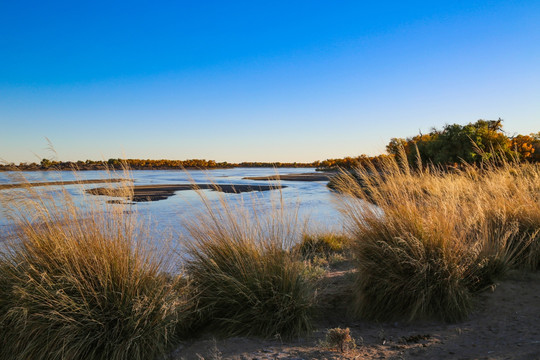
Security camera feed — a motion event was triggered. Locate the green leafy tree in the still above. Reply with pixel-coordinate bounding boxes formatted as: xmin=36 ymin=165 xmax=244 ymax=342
xmin=388 ymin=119 xmax=513 ymax=165
xmin=40 ymin=158 xmax=52 ymax=169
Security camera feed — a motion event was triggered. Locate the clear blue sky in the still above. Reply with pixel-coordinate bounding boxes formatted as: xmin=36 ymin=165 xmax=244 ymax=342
xmin=1 ymin=1 xmax=539 ymax=163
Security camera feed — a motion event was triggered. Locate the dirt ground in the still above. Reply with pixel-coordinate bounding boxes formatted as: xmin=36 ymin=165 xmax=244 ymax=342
xmin=171 ymin=270 xmax=540 ymax=360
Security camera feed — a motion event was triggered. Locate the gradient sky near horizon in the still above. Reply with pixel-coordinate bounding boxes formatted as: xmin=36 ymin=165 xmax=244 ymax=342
xmin=1 ymin=1 xmax=539 ymax=163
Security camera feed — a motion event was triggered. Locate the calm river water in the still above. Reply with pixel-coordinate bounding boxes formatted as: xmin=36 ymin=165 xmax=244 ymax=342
xmin=0 ymin=168 xmax=343 ymax=241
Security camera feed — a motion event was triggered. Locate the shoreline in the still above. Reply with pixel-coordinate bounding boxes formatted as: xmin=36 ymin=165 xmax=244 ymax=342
xmin=87 ymin=183 xmax=286 ymax=202
xmin=244 ymin=172 xmax=335 ymax=182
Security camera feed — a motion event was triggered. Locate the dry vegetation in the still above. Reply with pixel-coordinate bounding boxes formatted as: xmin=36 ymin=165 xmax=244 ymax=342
xmin=332 ymin=148 xmax=540 ymax=322
xmin=1 ymin=149 xmax=539 ymax=359
xmin=182 ymin=190 xmax=314 ymax=339
xmin=0 ymin=178 xmax=193 ymax=360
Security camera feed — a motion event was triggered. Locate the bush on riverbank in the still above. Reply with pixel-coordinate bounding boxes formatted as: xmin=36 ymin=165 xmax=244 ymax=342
xmin=0 ymin=185 xmax=194 ymax=360
xmin=333 ymin=148 xmax=540 ymax=322
xmin=476 ymin=159 xmax=540 ymax=271
xmin=184 ymin=191 xmax=314 ymax=339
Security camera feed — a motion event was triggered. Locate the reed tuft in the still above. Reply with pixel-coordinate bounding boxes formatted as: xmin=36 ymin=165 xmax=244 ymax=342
xmin=0 ymin=172 xmax=194 ymax=360
xmin=183 ymin=189 xmax=314 ymax=339
xmin=333 ymin=148 xmax=540 ymax=322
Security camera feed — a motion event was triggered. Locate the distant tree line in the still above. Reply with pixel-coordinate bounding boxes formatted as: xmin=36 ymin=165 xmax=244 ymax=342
xmin=2 ymin=119 xmax=538 ymax=171
xmin=315 ymin=154 xmax=393 ymax=171
xmin=0 ymin=158 xmax=322 ymax=171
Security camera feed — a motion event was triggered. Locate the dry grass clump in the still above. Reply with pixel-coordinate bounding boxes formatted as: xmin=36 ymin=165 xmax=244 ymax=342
xmin=0 ymin=179 xmax=193 ymax=360
xmin=333 ymin=149 xmax=540 ymax=322
xmin=474 ymin=160 xmax=540 ymax=270
xmin=184 ymin=190 xmax=314 ymax=339
xmin=323 ymin=327 xmax=356 ymax=352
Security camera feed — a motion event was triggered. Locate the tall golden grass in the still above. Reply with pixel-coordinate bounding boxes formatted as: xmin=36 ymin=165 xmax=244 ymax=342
xmin=183 ymin=188 xmax=315 ymax=339
xmin=0 ymin=173 xmax=194 ymax=360
xmin=332 ymin=149 xmax=540 ymax=322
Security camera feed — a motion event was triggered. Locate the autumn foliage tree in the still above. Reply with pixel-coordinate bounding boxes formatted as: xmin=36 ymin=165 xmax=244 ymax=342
xmin=511 ymin=134 xmax=538 ymax=161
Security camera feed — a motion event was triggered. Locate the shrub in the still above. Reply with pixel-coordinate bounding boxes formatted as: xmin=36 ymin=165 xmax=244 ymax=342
xmin=184 ymin=190 xmax=314 ymax=339
xmin=333 ymin=149 xmax=540 ymax=322
xmin=476 ymin=160 xmax=540 ymax=270
xmin=324 ymin=327 xmax=355 ymax=352
xmin=0 ymin=179 xmax=193 ymax=360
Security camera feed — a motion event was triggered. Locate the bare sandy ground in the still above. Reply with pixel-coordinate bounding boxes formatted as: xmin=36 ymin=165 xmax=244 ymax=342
xmin=172 ymin=269 xmax=540 ymax=360
xmin=87 ymin=184 xmax=286 ymax=202
xmin=243 ymin=173 xmax=335 ymax=182
xmin=0 ymin=179 xmax=127 ymax=189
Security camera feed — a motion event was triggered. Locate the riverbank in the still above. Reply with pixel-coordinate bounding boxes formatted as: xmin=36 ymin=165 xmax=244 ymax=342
xmin=86 ymin=183 xmax=286 ymax=202
xmin=243 ymin=172 xmax=335 ymax=181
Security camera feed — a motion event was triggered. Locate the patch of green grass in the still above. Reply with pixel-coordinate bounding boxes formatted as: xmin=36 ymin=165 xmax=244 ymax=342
xmin=296 ymin=233 xmax=350 ymax=282
xmin=296 ymin=233 xmax=347 ymax=260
